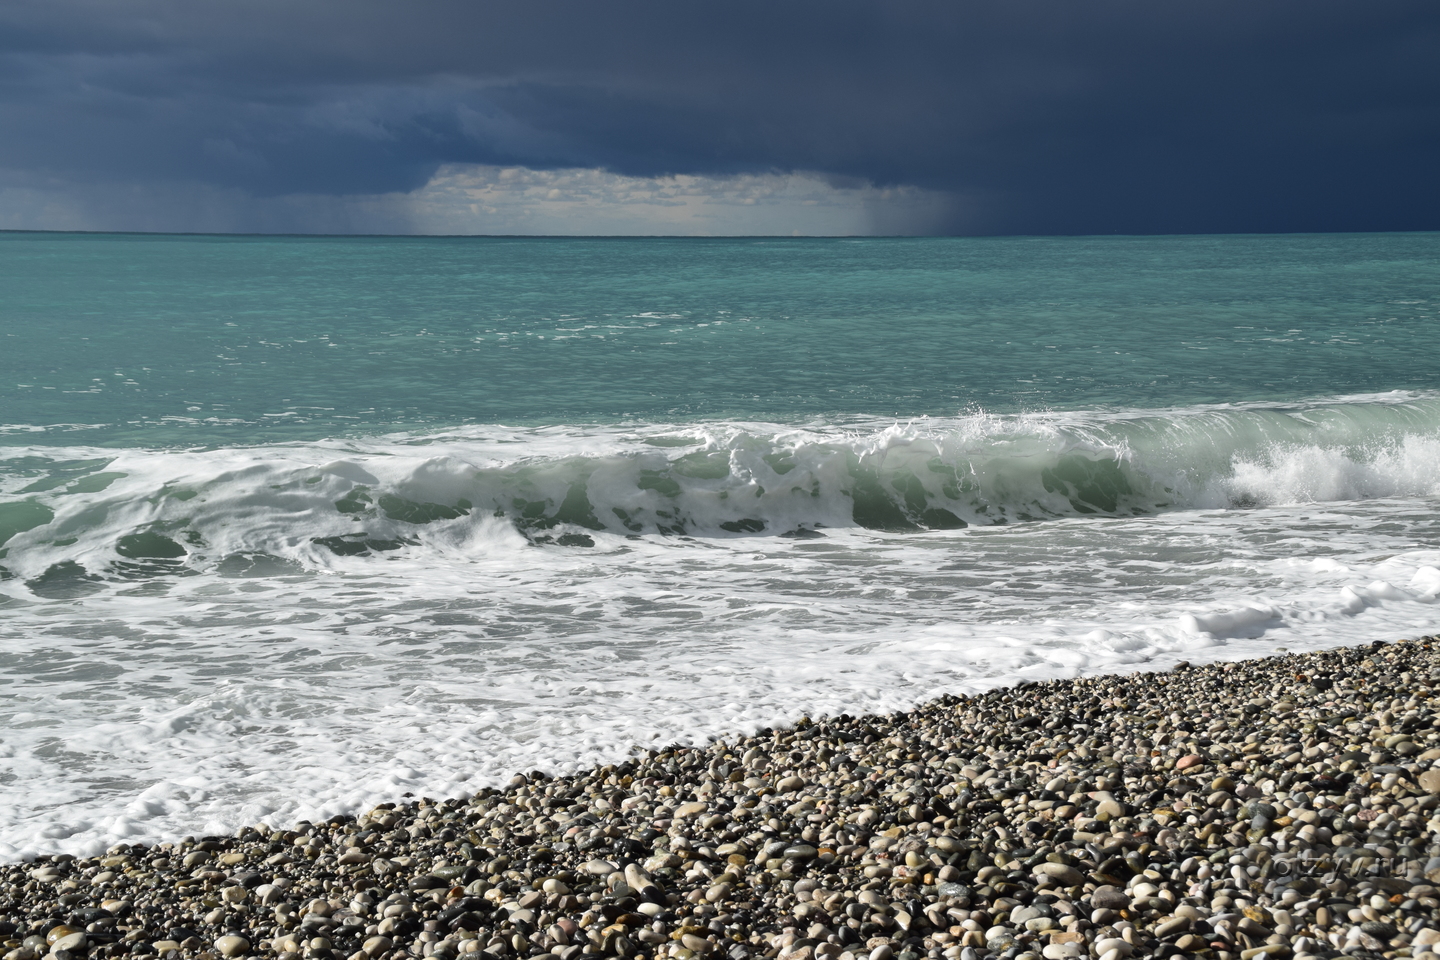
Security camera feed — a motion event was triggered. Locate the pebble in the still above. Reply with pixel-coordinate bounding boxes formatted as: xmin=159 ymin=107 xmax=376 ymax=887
xmin=6 ymin=636 xmax=1440 ymax=960
xmin=214 ymin=934 xmax=250 ymax=957
xmin=1092 ymin=937 xmax=1130 ymax=957
xmin=48 ymin=934 xmax=85 ymax=953
xmin=1093 ymin=798 xmax=1124 ymax=819
xmin=1153 ymin=915 xmax=1189 ymax=937
xmin=1089 ymin=886 xmax=1129 ymax=910
xmin=1041 ymin=945 xmax=1082 ymax=959
xmin=1032 ymin=862 xmax=1083 ymax=886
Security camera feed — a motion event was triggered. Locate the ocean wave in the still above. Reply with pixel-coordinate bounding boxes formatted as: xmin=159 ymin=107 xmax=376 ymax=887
xmin=2 ymin=393 xmax=1439 ymax=589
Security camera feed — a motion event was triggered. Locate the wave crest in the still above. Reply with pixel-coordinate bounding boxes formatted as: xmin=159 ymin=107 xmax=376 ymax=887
xmin=2 ymin=394 xmax=1439 ymax=588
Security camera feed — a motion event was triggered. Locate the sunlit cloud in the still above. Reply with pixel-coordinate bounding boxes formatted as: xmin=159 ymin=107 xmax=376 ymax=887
xmin=386 ymin=165 xmax=958 ymax=236
xmin=0 ymin=165 xmax=960 ymax=236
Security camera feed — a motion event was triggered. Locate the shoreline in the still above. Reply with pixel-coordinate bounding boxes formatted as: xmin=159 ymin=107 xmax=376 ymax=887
xmin=5 ymin=637 xmax=1440 ymax=960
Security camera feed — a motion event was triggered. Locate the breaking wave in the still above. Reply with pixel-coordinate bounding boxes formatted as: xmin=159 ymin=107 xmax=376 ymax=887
xmin=2 ymin=393 xmax=1439 ymax=592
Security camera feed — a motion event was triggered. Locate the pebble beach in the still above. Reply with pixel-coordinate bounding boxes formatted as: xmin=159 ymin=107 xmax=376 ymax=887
xmin=6 ymin=637 xmax=1440 ymax=960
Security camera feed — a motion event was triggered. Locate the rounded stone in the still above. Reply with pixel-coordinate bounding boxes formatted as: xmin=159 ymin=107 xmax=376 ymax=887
xmin=1033 ymin=862 xmax=1083 ymax=886
xmin=1094 ymin=798 xmax=1124 ymax=820
xmin=214 ymin=936 xmax=250 ymax=958
xmin=1090 ymin=886 xmax=1129 ymax=910
xmin=50 ymin=934 xmax=86 ymax=954
xmin=1154 ymin=917 xmax=1191 ymax=938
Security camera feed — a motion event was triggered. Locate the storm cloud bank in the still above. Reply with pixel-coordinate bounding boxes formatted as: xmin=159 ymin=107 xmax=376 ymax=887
xmin=0 ymin=0 xmax=1436 ymax=235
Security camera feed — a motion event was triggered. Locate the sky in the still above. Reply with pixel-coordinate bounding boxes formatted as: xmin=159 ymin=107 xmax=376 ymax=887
xmin=0 ymin=0 xmax=1437 ymax=237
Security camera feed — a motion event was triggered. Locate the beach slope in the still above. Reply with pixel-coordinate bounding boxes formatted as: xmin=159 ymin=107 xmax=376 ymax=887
xmin=6 ymin=637 xmax=1440 ymax=960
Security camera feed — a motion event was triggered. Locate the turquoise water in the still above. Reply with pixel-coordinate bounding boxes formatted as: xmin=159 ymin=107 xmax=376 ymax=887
xmin=3 ymin=232 xmax=1438 ymax=444
xmin=3 ymin=231 xmax=1440 ymax=858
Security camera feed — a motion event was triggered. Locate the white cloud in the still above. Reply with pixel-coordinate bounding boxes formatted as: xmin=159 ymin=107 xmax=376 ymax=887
xmin=390 ymin=165 xmax=957 ymax=236
xmin=0 ymin=165 xmax=959 ymax=236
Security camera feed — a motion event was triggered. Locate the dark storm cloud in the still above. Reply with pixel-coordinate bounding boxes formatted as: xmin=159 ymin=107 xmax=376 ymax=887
xmin=1 ymin=0 xmax=1437 ymax=234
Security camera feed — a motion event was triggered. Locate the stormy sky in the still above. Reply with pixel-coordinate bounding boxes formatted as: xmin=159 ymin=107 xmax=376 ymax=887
xmin=0 ymin=0 xmax=1437 ymax=235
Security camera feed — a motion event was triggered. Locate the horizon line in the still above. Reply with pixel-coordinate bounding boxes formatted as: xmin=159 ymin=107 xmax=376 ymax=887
xmin=3 ymin=227 xmax=1440 ymax=241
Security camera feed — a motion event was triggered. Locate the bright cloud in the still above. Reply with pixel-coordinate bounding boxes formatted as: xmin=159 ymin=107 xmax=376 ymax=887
xmin=0 ymin=165 xmax=958 ymax=237
xmin=388 ymin=165 xmax=957 ymax=236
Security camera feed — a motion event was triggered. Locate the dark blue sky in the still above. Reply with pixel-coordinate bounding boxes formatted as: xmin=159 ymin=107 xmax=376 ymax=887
xmin=1 ymin=0 xmax=1437 ymax=235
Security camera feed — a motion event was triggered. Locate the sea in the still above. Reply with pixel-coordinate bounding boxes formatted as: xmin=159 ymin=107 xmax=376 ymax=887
xmin=2 ymin=230 xmax=1439 ymax=860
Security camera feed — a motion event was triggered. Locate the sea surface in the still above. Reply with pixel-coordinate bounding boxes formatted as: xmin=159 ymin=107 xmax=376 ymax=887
xmin=2 ymin=231 xmax=1439 ymax=859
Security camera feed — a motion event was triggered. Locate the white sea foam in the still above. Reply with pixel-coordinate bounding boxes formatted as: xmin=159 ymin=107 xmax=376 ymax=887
xmin=1 ymin=396 xmax=1439 ymax=858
